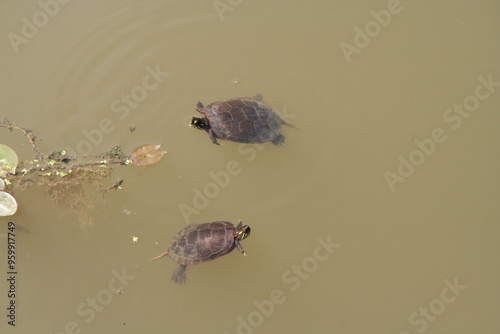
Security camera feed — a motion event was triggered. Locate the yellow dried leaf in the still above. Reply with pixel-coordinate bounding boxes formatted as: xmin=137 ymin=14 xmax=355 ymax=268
xmin=130 ymin=144 xmax=166 ymax=166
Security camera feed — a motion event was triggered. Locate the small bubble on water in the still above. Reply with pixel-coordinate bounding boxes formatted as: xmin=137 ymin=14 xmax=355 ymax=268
xmin=123 ymin=208 xmax=135 ymax=215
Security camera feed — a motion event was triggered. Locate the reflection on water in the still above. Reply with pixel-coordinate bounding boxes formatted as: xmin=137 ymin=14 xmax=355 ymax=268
xmin=1 ymin=1 xmax=499 ymax=334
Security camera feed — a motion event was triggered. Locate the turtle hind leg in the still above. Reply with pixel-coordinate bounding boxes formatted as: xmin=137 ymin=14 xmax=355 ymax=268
xmin=209 ymin=129 xmax=220 ymax=145
xmin=272 ymin=134 xmax=285 ymax=146
xmin=172 ymin=265 xmax=187 ymax=285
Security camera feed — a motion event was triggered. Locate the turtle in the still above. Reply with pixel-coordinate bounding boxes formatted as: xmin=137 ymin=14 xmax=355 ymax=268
xmin=150 ymin=221 xmax=251 ymax=284
xmin=189 ymin=94 xmax=294 ymax=146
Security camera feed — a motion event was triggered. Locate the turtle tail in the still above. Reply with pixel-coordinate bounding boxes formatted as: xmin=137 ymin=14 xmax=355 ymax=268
xmin=149 ymin=251 xmax=169 ymax=262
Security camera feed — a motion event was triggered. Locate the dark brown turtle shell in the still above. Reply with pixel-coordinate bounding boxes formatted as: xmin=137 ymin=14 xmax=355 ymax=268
xmin=151 ymin=221 xmax=250 ymax=284
xmin=169 ymin=221 xmax=240 ymax=265
xmin=191 ymin=95 xmax=293 ymax=146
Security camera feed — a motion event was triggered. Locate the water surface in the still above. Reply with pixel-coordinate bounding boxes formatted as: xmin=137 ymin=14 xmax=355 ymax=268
xmin=0 ymin=1 xmax=499 ymax=333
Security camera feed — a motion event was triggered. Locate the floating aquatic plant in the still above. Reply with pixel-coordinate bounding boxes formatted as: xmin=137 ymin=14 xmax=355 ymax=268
xmin=0 ymin=118 xmax=166 ymax=226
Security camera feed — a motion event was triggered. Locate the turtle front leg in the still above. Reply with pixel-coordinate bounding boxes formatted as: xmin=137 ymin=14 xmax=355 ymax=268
xmin=235 ymin=240 xmax=247 ymax=256
xmin=195 ymin=102 xmax=205 ymax=113
xmin=209 ymin=129 xmax=220 ymax=145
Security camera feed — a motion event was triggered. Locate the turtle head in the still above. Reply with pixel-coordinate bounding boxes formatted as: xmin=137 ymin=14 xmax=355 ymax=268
xmin=235 ymin=225 xmax=251 ymax=241
xmin=190 ymin=117 xmax=210 ymax=131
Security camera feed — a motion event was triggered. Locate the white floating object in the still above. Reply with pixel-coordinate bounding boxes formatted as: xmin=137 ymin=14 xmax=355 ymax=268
xmin=0 ymin=191 xmax=17 ymax=216
xmin=0 ymin=144 xmax=18 ymax=178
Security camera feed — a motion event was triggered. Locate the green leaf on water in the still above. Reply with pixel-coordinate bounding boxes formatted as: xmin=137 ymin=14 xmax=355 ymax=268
xmin=0 ymin=144 xmax=18 ymax=178
xmin=0 ymin=191 xmax=17 ymax=216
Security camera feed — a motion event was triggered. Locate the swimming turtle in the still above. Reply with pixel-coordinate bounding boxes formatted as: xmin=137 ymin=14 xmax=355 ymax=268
xmin=190 ymin=95 xmax=293 ymax=146
xmin=150 ymin=221 xmax=251 ymax=284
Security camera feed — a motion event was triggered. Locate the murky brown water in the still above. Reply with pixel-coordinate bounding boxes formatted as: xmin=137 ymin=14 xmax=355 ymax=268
xmin=1 ymin=1 xmax=499 ymax=333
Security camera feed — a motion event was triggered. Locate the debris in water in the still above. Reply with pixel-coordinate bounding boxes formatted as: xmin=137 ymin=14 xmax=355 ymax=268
xmin=130 ymin=144 xmax=166 ymax=166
